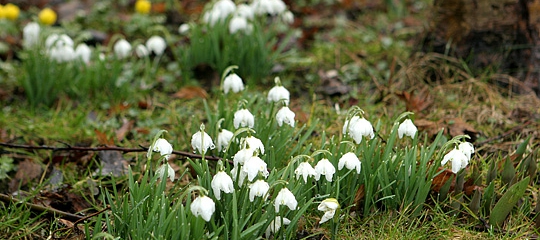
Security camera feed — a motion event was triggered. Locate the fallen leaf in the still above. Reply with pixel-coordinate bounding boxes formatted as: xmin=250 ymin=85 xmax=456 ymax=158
xmin=116 ymin=118 xmax=134 ymax=142
xmin=415 ymin=118 xmax=444 ymax=137
xmin=94 ymin=129 xmax=115 ymax=146
xmin=445 ymin=118 xmax=479 ymax=141
xmin=395 ymin=87 xmax=433 ymax=113
xmin=351 ymin=184 xmax=365 ymax=211
xmin=9 ymin=159 xmax=43 ymax=193
xmin=431 ymin=168 xmax=454 ymax=193
xmin=316 ymin=69 xmax=351 ymax=96
xmin=172 ymin=86 xmax=208 ymax=99
xmin=93 ymin=150 xmax=128 ymax=177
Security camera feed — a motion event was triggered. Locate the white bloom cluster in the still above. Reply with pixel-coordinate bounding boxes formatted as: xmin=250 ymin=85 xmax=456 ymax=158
xmin=343 ymin=116 xmax=374 ymax=144
xmin=44 ymin=33 xmax=92 ymax=63
xmin=441 ymin=142 xmax=475 ymax=173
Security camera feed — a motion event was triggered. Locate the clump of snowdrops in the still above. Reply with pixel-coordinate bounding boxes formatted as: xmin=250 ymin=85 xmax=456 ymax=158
xmin=176 ymin=0 xmax=296 ymax=84
xmin=102 ymin=65 xmax=475 ymax=239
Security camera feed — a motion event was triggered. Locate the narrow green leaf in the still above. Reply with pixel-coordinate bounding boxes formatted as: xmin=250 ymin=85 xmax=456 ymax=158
xmin=489 ymin=176 xmax=530 ymax=227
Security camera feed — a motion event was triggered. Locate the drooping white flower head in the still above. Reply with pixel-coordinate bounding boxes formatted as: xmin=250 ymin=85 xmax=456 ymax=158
xmin=252 ymin=0 xmax=287 ymax=16
xmin=114 ymin=39 xmax=132 ymax=59
xmin=236 ymin=4 xmax=254 ymax=19
xmin=281 ymin=10 xmax=294 ymax=24
xmin=152 ymin=138 xmax=173 ymax=159
xmin=249 ymin=179 xmax=269 ymax=202
xmin=155 ymin=162 xmax=175 ymax=182
xmin=243 ymin=155 xmax=269 ymax=181
xmin=276 ymin=106 xmax=295 ymax=127
xmin=231 ymin=165 xmax=248 ymax=186
xmin=244 ymin=136 xmax=265 ymax=154
xmin=314 ymin=158 xmax=336 ymax=182
xmin=265 ymin=216 xmax=291 ymax=237
xmin=318 ymin=198 xmax=339 ymax=224
xmin=178 ymin=23 xmax=190 ymax=35
xmin=223 ymin=73 xmax=245 ymax=94
xmin=135 ymin=44 xmax=149 ymax=57
xmin=233 ymin=148 xmax=254 ymax=166
xmin=294 ymin=161 xmax=316 ymax=183
xmin=441 ymin=147 xmax=469 ymax=173
xmin=211 ymin=171 xmax=234 ymax=200
xmin=343 ymin=116 xmax=374 ymax=144
xmin=191 ymin=128 xmax=216 ymax=154
xmin=203 ymin=0 xmax=236 ymax=26
xmin=190 ymin=195 xmax=216 ymax=222
xmin=217 ymin=128 xmax=234 ymax=152
xmin=458 ymin=142 xmax=475 ymax=160
xmin=23 ymin=22 xmax=40 ymax=48
xmin=267 ymin=85 xmax=290 ymax=105
xmin=45 ymin=34 xmax=74 ymax=49
xmin=338 ymin=152 xmax=361 ymax=174
xmin=75 ymin=44 xmax=92 ymax=64
xmin=229 ymin=15 xmax=251 ymax=34
xmin=398 ymin=119 xmax=417 ymax=139
xmin=233 ymin=108 xmax=255 ymax=129
xmin=146 ymin=35 xmax=166 ymax=55
xmin=274 ymin=187 xmax=297 ymax=212
xmin=49 ymin=44 xmax=75 ymax=62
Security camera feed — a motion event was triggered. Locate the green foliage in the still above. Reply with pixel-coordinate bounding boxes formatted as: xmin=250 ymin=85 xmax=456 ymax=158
xmin=489 ymin=177 xmax=530 ymax=227
xmin=0 ymin=156 xmax=15 ymax=180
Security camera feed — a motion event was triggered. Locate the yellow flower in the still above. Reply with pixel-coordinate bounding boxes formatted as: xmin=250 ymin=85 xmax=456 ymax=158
xmin=4 ymin=3 xmax=20 ymax=21
xmin=0 ymin=5 xmax=5 ymax=19
xmin=39 ymin=8 xmax=57 ymax=25
xmin=135 ymin=0 xmax=151 ymax=14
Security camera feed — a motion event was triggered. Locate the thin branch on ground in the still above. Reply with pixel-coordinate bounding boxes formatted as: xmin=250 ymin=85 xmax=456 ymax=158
xmin=0 ymin=193 xmax=84 ymax=222
xmin=0 ymin=142 xmax=221 ymax=161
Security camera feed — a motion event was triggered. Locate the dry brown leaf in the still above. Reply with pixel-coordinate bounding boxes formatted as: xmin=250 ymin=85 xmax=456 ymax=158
xmin=93 ymin=151 xmax=128 ymax=177
xmin=395 ymin=88 xmax=433 ymax=113
xmin=351 ymin=184 xmax=365 ymax=211
xmin=415 ymin=119 xmax=444 ymax=137
xmin=94 ymin=129 xmax=115 ymax=146
xmin=116 ymin=118 xmax=134 ymax=142
xmin=445 ymin=118 xmax=479 ymax=140
xmin=8 ymin=159 xmax=43 ymax=192
xmin=172 ymin=86 xmax=208 ymax=99
xmin=431 ymin=168 xmax=454 ymax=193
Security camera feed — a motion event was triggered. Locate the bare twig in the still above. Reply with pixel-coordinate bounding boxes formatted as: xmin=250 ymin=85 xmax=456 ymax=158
xmin=475 ymin=121 xmax=533 ymax=146
xmin=0 ymin=142 xmax=221 ymax=161
xmin=0 ymin=193 xmax=84 ymax=222
xmin=51 ymin=205 xmax=111 ymax=239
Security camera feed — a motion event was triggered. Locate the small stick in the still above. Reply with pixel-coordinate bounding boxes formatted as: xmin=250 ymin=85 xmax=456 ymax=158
xmin=0 ymin=193 xmax=83 ymax=222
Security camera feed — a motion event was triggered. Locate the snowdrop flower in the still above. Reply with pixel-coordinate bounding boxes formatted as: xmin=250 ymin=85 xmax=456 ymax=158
xmin=213 ymin=0 xmax=236 ymax=16
xmin=211 ymin=171 xmax=234 ymax=200
xmin=135 ymin=44 xmax=149 ymax=57
xmin=281 ymin=10 xmax=294 ymax=24
xmin=49 ymin=45 xmax=75 ymax=62
xmin=75 ymin=44 xmax=92 ymax=64
xmin=276 ymin=106 xmax=295 ymax=127
xmin=233 ymin=148 xmax=254 ymax=166
xmin=458 ymin=142 xmax=475 ymax=160
xmin=249 ymin=179 xmax=269 ymax=202
xmin=244 ymin=136 xmax=265 ymax=154
xmin=229 ymin=15 xmax=250 ymax=34
xmin=318 ymin=198 xmax=339 ymax=224
xmin=114 ymin=39 xmax=132 ymax=59
xmin=45 ymin=34 xmax=74 ymax=49
xmin=343 ymin=116 xmax=374 ymax=144
xmin=203 ymin=0 xmax=236 ymax=26
xmin=236 ymin=4 xmax=254 ymax=19
xmin=252 ymin=0 xmax=287 ymax=16
xmin=190 ymin=195 xmax=215 ymax=222
xmin=233 ymin=108 xmax=255 ymax=129
xmin=265 ymin=216 xmax=290 ymax=237
xmin=231 ymin=165 xmax=247 ymax=186
xmin=155 ymin=162 xmax=175 ymax=182
xmin=295 ymin=161 xmax=316 ymax=183
xmin=191 ymin=128 xmax=215 ymax=154
xmin=267 ymin=84 xmax=290 ymax=105
xmin=243 ymin=155 xmax=269 ymax=181
xmin=338 ymin=152 xmax=361 ymax=174
xmin=274 ymin=187 xmax=297 ymax=212
xmin=178 ymin=23 xmax=190 ymax=35
xmin=398 ymin=119 xmax=417 ymax=139
xmin=217 ymin=129 xmax=234 ymax=152
xmin=223 ymin=73 xmax=245 ymax=94
xmin=146 ymin=36 xmax=166 ymax=55
xmin=314 ymin=158 xmax=336 ymax=182
xmin=441 ymin=148 xmax=469 ymax=173
xmin=23 ymin=22 xmax=40 ymax=48
xmin=152 ymin=138 xmax=173 ymax=159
